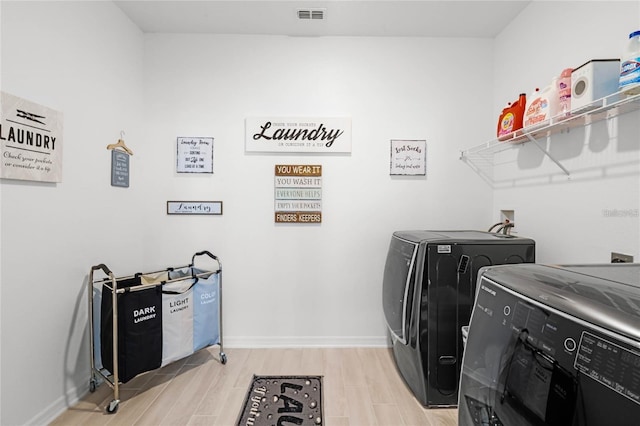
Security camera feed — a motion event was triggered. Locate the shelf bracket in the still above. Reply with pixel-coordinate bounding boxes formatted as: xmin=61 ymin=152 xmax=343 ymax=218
xmin=524 ymin=133 xmax=571 ymax=177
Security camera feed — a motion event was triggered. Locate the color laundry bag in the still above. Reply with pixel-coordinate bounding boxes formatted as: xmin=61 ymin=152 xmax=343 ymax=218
xmin=192 ymin=268 xmax=221 ymax=352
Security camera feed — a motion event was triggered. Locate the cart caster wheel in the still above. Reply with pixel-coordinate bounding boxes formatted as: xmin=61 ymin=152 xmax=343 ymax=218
xmin=89 ymin=380 xmax=97 ymax=393
xmin=220 ymin=352 xmax=227 ymax=364
xmin=106 ymin=400 xmax=119 ymax=414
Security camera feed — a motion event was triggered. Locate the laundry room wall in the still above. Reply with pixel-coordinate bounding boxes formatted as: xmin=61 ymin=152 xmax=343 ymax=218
xmin=5 ymin=2 xmax=637 ymax=425
xmin=0 ymin=3 xmax=496 ymax=423
xmin=0 ymin=1 xmax=145 ymax=424
xmin=140 ymin=34 xmax=494 ymax=348
xmin=489 ymin=1 xmax=640 ymax=264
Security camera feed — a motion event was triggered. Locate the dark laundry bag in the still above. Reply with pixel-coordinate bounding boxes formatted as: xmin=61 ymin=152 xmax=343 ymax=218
xmin=101 ymin=276 xmax=163 ymax=383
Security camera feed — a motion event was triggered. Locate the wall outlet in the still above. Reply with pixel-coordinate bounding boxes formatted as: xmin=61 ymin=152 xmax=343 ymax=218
xmin=611 ymin=252 xmax=634 ymax=263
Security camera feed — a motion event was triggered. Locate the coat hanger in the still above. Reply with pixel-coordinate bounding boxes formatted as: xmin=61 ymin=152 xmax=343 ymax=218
xmin=106 ymin=131 xmax=134 ymax=155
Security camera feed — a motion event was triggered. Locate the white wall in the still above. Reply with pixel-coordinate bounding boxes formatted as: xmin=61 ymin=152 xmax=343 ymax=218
xmin=0 ymin=1 xmax=144 ymax=424
xmin=13 ymin=1 xmax=637 ymax=424
xmin=490 ymin=1 xmax=640 ymax=263
xmin=141 ymin=34 xmax=494 ymax=347
xmin=0 ymin=3 xmax=495 ymax=423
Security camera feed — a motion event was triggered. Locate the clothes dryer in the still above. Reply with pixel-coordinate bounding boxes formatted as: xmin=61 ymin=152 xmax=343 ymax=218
xmin=382 ymin=230 xmax=535 ymax=407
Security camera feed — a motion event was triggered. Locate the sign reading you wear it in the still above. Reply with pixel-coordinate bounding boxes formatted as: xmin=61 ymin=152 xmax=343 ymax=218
xmin=246 ymin=117 xmax=351 ymax=153
xmin=275 ymin=164 xmax=322 ymax=223
xmin=1 ymin=92 xmax=63 ymax=182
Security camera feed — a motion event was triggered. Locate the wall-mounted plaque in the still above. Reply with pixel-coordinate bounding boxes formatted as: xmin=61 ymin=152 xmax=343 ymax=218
xmin=167 ymin=201 xmax=223 ymax=215
xmin=176 ymin=137 xmax=213 ymax=173
xmin=246 ymin=117 xmax=351 ymax=154
xmin=390 ymin=139 xmax=427 ymax=176
xmin=274 ymin=164 xmax=322 ymax=223
xmin=1 ymin=92 xmax=64 ymax=182
xmin=111 ymin=150 xmax=130 ymax=187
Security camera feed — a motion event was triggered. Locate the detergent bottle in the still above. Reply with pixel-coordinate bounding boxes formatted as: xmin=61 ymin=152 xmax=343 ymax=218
xmin=557 ymin=68 xmax=572 ymax=116
xmin=497 ymin=93 xmax=526 ymax=140
xmin=620 ymin=30 xmax=640 ymax=95
xmin=523 ymin=83 xmax=556 ymax=130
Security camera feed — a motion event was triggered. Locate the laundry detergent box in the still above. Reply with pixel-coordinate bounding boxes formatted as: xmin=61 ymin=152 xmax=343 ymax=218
xmin=571 ymin=59 xmax=620 ymax=112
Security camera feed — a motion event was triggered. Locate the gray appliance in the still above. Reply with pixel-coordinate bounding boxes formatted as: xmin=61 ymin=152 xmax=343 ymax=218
xmin=459 ymin=263 xmax=640 ymax=425
xmin=382 ymin=230 xmax=535 ymax=407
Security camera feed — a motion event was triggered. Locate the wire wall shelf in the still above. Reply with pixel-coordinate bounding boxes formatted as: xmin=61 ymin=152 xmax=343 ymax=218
xmin=460 ymin=91 xmax=640 ymax=184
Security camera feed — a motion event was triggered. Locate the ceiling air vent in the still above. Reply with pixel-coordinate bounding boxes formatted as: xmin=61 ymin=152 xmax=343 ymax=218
xmin=297 ymin=8 xmax=326 ymax=20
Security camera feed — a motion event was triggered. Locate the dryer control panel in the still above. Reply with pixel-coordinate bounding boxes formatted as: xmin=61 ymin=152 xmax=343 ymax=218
xmin=575 ymin=331 xmax=640 ymax=406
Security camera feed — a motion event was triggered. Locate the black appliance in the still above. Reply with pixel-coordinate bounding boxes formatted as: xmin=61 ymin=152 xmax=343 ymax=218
xmin=459 ymin=263 xmax=640 ymax=426
xmin=382 ymin=230 xmax=535 ymax=407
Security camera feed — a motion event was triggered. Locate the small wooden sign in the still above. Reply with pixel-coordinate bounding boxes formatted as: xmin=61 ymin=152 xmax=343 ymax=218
xmin=167 ymin=201 xmax=223 ymax=215
xmin=111 ymin=150 xmax=130 ymax=187
xmin=274 ymin=164 xmax=322 ymax=223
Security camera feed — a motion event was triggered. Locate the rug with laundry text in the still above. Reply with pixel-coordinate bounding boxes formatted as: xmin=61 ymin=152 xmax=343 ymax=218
xmin=236 ymin=375 xmax=323 ymax=426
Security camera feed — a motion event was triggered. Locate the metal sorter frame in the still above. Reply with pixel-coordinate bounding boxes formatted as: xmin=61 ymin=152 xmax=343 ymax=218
xmin=88 ymin=251 xmax=225 ymax=414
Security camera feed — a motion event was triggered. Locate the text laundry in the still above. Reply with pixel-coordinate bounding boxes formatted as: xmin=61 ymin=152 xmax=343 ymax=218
xmin=253 ymin=122 xmax=344 ymax=147
xmin=0 ymin=124 xmax=56 ymax=150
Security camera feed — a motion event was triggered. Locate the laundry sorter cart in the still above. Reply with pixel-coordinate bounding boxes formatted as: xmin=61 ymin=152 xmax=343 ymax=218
xmin=88 ymin=250 xmax=225 ymax=414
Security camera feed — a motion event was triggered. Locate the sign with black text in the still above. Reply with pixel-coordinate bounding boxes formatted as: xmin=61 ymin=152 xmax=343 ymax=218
xmin=246 ymin=117 xmax=351 ymax=153
xmin=176 ymin=137 xmax=213 ymax=173
xmin=167 ymin=201 xmax=223 ymax=215
xmin=275 ymin=164 xmax=322 ymax=223
xmin=390 ymin=139 xmax=427 ymax=176
xmin=1 ymin=92 xmax=63 ymax=182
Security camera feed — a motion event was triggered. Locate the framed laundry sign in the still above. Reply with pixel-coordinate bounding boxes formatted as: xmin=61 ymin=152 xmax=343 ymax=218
xmin=167 ymin=201 xmax=223 ymax=215
xmin=274 ymin=164 xmax=322 ymax=223
xmin=1 ymin=92 xmax=64 ymax=182
xmin=390 ymin=139 xmax=427 ymax=176
xmin=246 ymin=117 xmax=351 ymax=153
xmin=176 ymin=137 xmax=213 ymax=173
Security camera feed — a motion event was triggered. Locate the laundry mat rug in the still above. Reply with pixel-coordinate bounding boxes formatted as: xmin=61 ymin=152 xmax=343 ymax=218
xmin=236 ymin=375 xmax=323 ymax=426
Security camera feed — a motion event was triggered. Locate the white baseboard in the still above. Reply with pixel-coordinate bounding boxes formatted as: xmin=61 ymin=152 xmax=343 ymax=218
xmin=223 ymin=335 xmax=390 ymax=348
xmin=29 ymin=383 xmax=84 ymax=426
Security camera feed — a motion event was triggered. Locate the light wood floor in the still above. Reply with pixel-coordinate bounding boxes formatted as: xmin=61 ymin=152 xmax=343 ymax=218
xmin=51 ymin=347 xmax=458 ymax=425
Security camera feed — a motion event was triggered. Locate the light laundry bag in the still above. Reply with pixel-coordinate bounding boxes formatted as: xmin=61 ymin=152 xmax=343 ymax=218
xmin=160 ymin=276 xmax=195 ymax=366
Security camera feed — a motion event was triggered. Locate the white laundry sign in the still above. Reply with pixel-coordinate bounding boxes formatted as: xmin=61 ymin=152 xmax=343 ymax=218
xmin=1 ymin=92 xmax=64 ymax=182
xmin=246 ymin=117 xmax=351 ymax=153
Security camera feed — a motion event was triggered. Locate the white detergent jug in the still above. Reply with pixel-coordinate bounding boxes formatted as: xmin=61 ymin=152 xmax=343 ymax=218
xmin=523 ymin=83 xmax=558 ymax=130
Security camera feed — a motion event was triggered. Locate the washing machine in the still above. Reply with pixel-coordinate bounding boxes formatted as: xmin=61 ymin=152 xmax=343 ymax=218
xmin=459 ymin=263 xmax=640 ymax=425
